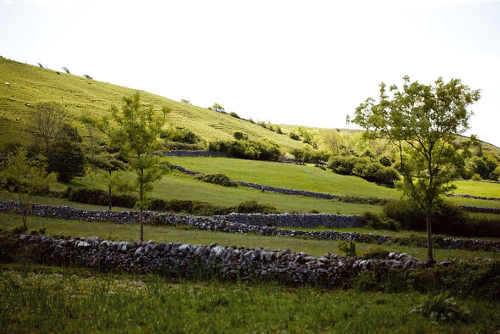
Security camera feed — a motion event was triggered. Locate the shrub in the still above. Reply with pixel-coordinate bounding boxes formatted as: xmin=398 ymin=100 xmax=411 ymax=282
xmin=233 ymin=131 xmax=248 ymax=141
xmin=337 ymin=240 xmax=356 ymax=257
xmin=360 ymin=212 xmax=400 ymax=231
xmin=66 ymin=188 xmax=137 ymax=208
xmin=209 ymin=139 xmax=281 ymax=161
xmin=195 ymin=174 xmax=237 ymax=187
xmin=161 ymin=127 xmax=202 ymax=144
xmin=410 ymin=293 xmax=471 ymax=323
xmin=471 ymin=173 xmax=482 ymax=181
xmin=289 ymin=132 xmax=300 ymax=140
xmin=47 ymin=140 xmax=85 ymax=183
xmin=234 ymin=200 xmax=278 ymax=214
xmin=379 ymin=156 xmax=392 ymax=167
xmin=229 ymin=112 xmax=240 ymax=119
xmin=382 ymin=200 xmax=500 ymax=237
xmin=362 ymin=247 xmax=390 ymax=259
xmin=11 ymin=225 xmax=28 ymax=234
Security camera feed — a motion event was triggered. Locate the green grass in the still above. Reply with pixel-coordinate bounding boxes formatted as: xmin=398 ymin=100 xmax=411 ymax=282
xmin=1 ymin=213 xmax=499 ymax=261
xmin=0 ymin=57 xmax=307 ymax=152
xmin=65 ymin=171 xmax=383 ymax=215
xmin=2 ymin=265 xmax=499 ymax=333
xmin=452 ymin=180 xmax=500 ymax=198
xmin=166 ymin=157 xmax=500 ymax=208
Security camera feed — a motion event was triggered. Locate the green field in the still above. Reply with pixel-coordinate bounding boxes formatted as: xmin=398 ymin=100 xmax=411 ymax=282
xmin=1 ymin=213 xmax=498 ymax=261
xmin=2 ymin=264 xmax=498 ymax=334
xmin=0 ymin=57 xmax=307 ymax=152
xmin=167 ymin=157 xmax=500 ymax=208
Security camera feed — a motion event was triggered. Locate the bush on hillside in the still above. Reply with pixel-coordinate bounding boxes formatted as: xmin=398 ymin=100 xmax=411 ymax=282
xmin=233 ymin=131 xmax=248 ymax=141
xmin=161 ymin=127 xmax=202 ymax=144
xmin=289 ymin=132 xmax=300 ymax=140
xmin=234 ymin=200 xmax=278 ymax=214
xmin=383 ymin=200 xmax=500 ymax=237
xmin=195 ymin=173 xmax=237 ymax=187
xmin=209 ymin=138 xmax=281 ymax=161
xmin=328 ymin=155 xmax=399 ymax=186
xmin=229 ymin=112 xmax=240 ymax=119
xmin=360 ymin=212 xmax=400 ymax=231
xmin=379 ymin=156 xmax=392 ymax=167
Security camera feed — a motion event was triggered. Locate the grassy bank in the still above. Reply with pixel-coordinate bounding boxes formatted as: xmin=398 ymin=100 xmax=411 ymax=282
xmin=1 ymin=264 xmax=499 ymax=334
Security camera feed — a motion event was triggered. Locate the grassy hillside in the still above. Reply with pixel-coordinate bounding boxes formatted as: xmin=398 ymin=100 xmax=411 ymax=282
xmin=167 ymin=157 xmax=500 ymax=208
xmin=0 ymin=57 xmax=307 ymax=152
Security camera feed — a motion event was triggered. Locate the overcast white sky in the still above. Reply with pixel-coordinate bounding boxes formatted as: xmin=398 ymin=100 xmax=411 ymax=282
xmin=1 ymin=0 xmax=500 ymax=146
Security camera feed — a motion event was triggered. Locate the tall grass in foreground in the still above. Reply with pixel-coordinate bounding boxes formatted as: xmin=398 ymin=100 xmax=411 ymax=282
xmin=1 ymin=266 xmax=499 ymax=334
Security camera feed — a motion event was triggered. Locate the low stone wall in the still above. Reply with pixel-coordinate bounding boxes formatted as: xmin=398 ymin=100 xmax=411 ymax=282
xmin=236 ymin=181 xmax=341 ymax=200
xmin=11 ymin=234 xmax=431 ymax=286
xmin=0 ymin=201 xmax=360 ymax=228
xmin=459 ymin=206 xmax=500 ymax=214
xmin=164 ymin=150 xmax=227 ymax=157
xmin=1 ymin=201 xmax=499 ymax=252
xmin=220 ymin=213 xmax=360 ymax=228
xmin=446 ymin=193 xmax=500 ymax=201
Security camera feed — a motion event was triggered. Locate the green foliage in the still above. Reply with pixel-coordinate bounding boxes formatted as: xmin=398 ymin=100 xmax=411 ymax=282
xmin=210 ymin=102 xmax=225 ymax=113
xmin=289 ymin=132 xmax=300 ymax=140
xmin=290 ymin=147 xmax=330 ymax=164
xmin=195 ymin=173 xmax=237 ymax=187
xmin=31 ymin=102 xmax=69 ymax=154
xmin=109 ymin=92 xmax=167 ymax=241
xmin=46 ymin=125 xmax=85 ymax=183
xmin=337 ymin=240 xmax=357 ymax=257
xmin=10 ymin=225 xmax=28 ymax=234
xmin=360 ymin=212 xmax=400 ymax=231
xmin=379 ymin=156 xmax=392 ymax=167
xmin=209 ymin=138 xmax=281 ymax=161
xmin=471 ymin=173 xmax=482 ymax=181
xmin=233 ymin=131 xmax=248 ymax=141
xmin=383 ymin=200 xmax=500 ymax=237
xmin=161 ymin=127 xmax=201 ymax=144
xmin=361 ymin=247 xmax=390 ymax=259
xmin=0 ymin=146 xmax=56 ymax=228
xmin=235 ymin=200 xmax=278 ymax=214
xmin=328 ymin=155 xmax=399 ymax=186
xmin=351 ymin=76 xmax=480 ymax=262
xmin=229 ymin=112 xmax=240 ymax=119
xmin=65 ymin=188 xmax=137 ymax=209
xmin=410 ymin=293 xmax=471 ymax=323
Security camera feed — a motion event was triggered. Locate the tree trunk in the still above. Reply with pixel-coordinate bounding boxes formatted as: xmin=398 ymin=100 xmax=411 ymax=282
xmin=22 ymin=207 xmax=27 ymax=230
xmin=426 ymin=212 xmax=434 ymax=264
xmin=139 ymin=168 xmax=144 ymax=243
xmin=108 ymin=170 xmax=112 ymax=211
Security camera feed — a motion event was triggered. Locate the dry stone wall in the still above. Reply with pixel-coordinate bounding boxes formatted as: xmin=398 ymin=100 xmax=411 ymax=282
xmin=12 ymin=233 xmax=431 ymax=286
xmin=1 ymin=201 xmax=499 ymax=252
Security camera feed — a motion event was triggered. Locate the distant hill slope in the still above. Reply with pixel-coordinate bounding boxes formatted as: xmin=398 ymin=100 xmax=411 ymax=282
xmin=0 ymin=57 xmax=307 ymax=152
xmin=1 ymin=57 xmax=498 ymax=156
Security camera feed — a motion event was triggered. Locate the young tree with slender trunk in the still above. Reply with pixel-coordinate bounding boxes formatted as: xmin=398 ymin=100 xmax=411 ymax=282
xmin=109 ymin=92 xmax=167 ymax=242
xmin=349 ymin=76 xmax=480 ymax=264
xmin=0 ymin=147 xmax=56 ymax=230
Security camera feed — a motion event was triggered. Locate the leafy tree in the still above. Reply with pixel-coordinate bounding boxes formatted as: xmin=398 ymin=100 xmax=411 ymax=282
xmin=210 ymin=103 xmax=225 ymax=113
xmin=350 ymin=76 xmax=480 ymax=263
xmin=86 ymin=155 xmax=130 ymax=211
xmin=110 ymin=92 xmax=167 ymax=242
xmin=31 ymin=102 xmax=68 ymax=154
xmin=0 ymin=147 xmax=55 ymax=229
xmin=47 ymin=126 xmax=86 ymax=183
